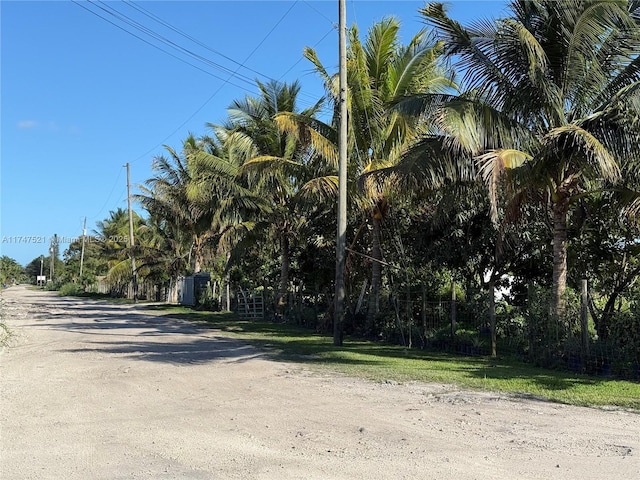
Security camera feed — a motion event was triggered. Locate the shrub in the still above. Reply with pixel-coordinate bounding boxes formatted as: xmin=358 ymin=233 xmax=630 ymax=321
xmin=59 ymin=282 xmax=83 ymax=296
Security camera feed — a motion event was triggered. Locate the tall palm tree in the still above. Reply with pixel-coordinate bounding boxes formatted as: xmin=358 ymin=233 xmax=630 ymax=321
xmin=285 ymin=17 xmax=451 ymax=329
xmin=186 ymin=125 xmax=273 ymax=281
xmin=138 ymin=136 xmax=215 ymax=274
xmin=395 ymin=0 xmax=640 ymax=322
xmin=223 ymin=79 xmax=335 ymax=315
xmin=95 ymin=208 xmax=148 ymax=294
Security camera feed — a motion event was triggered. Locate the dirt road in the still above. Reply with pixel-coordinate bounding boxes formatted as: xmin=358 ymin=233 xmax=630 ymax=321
xmin=1 ymin=285 xmax=638 ymax=479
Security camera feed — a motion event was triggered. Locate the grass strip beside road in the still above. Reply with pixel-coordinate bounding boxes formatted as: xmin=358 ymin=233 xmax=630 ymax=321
xmin=146 ymin=306 xmax=640 ymax=410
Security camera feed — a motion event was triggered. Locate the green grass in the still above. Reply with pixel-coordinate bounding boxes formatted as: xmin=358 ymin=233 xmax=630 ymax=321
xmin=62 ymin=291 xmax=152 ymax=304
xmin=145 ymin=305 xmax=640 ymax=410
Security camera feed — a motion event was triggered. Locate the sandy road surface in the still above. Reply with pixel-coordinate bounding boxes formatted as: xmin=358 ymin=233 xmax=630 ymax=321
xmin=0 ymin=285 xmax=638 ymax=480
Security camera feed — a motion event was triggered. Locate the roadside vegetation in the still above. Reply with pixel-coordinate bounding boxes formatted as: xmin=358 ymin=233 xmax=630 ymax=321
xmin=0 ymin=298 xmax=13 ymax=347
xmin=147 ymin=305 xmax=640 ymax=409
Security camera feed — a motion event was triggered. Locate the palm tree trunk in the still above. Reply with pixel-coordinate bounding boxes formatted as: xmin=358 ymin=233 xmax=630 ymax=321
xmin=192 ymin=237 xmax=202 ymax=273
xmin=366 ymin=214 xmax=382 ymax=331
xmin=551 ymin=200 xmax=569 ymax=322
xmin=277 ymin=232 xmax=290 ymax=316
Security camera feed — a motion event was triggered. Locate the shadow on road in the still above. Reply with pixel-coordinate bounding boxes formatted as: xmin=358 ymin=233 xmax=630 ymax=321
xmin=4 ymin=290 xmax=267 ymax=365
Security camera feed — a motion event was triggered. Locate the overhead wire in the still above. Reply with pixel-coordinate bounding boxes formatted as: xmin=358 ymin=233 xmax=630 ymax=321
xmin=88 ymin=168 xmax=124 ymax=220
xmin=122 ymin=0 xmax=306 ymax=166
xmin=122 ymin=0 xmax=276 ymax=83
xmin=76 ymin=0 xmax=259 ymax=90
xmin=85 ymin=0 xmax=322 ymax=106
xmin=72 ymin=0 xmax=338 ymax=192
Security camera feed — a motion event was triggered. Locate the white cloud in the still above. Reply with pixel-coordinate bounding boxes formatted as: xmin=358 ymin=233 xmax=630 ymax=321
xmin=17 ymin=120 xmax=38 ymax=129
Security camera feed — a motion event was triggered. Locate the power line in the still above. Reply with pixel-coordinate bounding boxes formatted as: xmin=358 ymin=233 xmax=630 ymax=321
xmin=88 ymin=168 xmax=124 ymax=220
xmin=302 ymin=0 xmax=337 ymax=26
xmin=277 ymin=25 xmax=336 ymax=81
xmin=122 ymin=0 xmax=275 ymax=83
xmin=122 ymin=1 xmax=312 ymax=166
xmin=71 ymin=0 xmax=259 ymax=92
xmin=93 ymin=0 xmax=259 ymax=87
xmin=78 ymin=0 xmax=321 ymax=105
xmin=73 ymin=0 xmax=332 ymax=172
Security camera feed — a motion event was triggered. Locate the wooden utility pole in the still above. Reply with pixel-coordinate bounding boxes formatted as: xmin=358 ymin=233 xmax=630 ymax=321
xmin=126 ymin=163 xmax=138 ymax=302
xmin=40 ymin=255 xmax=44 ymax=288
xmin=49 ymin=234 xmax=58 ymax=283
xmin=333 ymin=0 xmax=347 ymax=346
xmin=79 ymin=217 xmax=87 ymax=278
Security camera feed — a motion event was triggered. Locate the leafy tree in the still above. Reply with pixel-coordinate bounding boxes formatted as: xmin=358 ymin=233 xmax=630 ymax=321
xmin=571 ymin=193 xmax=640 ymax=339
xmin=186 ymin=125 xmax=273 ymax=302
xmin=0 ymin=256 xmax=25 ymax=284
xmin=62 ymin=237 xmax=107 ymax=285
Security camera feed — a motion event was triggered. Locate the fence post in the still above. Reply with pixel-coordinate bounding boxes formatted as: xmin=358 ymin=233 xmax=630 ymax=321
xmin=581 ymin=279 xmax=589 ymax=366
xmin=421 ymin=283 xmax=427 ymax=340
xmin=489 ymin=280 xmax=496 ymax=357
xmin=528 ymin=283 xmax=535 ymax=360
xmin=450 ymin=281 xmax=457 ymax=340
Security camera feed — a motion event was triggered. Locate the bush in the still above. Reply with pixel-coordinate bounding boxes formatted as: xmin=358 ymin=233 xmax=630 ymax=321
xmin=59 ymin=282 xmax=83 ymax=296
xmin=197 ymin=284 xmax=219 ymax=311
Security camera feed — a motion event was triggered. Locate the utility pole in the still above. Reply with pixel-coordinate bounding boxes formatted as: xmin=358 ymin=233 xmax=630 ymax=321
xmin=40 ymin=255 xmax=44 ymax=289
xmin=79 ymin=217 xmax=87 ymax=278
xmin=49 ymin=234 xmax=57 ymax=284
xmin=125 ymin=163 xmax=138 ymax=302
xmin=334 ymin=0 xmax=347 ymax=346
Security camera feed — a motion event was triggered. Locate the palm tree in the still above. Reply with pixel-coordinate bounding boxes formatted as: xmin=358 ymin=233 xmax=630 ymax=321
xmin=395 ymin=0 xmax=640 ymax=322
xmin=222 ymin=79 xmax=335 ymax=315
xmin=138 ymin=136 xmax=216 ymax=274
xmin=94 ymin=208 xmax=147 ymax=295
xmin=286 ymin=17 xmax=451 ymax=329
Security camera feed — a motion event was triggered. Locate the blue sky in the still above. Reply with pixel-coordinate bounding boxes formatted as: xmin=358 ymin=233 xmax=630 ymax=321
xmin=1 ymin=0 xmax=508 ymax=266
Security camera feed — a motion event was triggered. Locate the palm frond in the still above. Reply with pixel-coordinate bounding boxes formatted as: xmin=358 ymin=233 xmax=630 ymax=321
xmin=543 ymin=124 xmax=621 ymax=182
xmin=274 ymin=112 xmax=339 ymax=168
xmin=476 ymin=148 xmax=533 ymax=223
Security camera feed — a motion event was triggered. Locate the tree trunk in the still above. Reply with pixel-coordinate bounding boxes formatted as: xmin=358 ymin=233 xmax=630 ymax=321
xmin=277 ymin=232 xmax=290 ymax=316
xmin=598 ymin=293 xmax=619 ymax=341
xmin=366 ymin=214 xmax=382 ymax=332
xmin=551 ymin=200 xmax=569 ymax=322
xmin=595 ymin=264 xmax=640 ymax=340
xmin=193 ymin=236 xmax=202 ymax=273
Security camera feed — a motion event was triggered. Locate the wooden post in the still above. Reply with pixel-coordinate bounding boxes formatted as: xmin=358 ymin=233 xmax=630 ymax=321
xmin=355 ymin=279 xmax=368 ymax=314
xmin=580 ymin=279 xmax=589 ymax=364
xmin=450 ymin=281 xmax=457 ymax=339
xmin=421 ymin=283 xmax=427 ymax=340
xmin=225 ymin=252 xmax=231 ymax=312
xmin=489 ymin=280 xmax=496 ymax=357
xmin=527 ymin=283 xmax=535 ymax=360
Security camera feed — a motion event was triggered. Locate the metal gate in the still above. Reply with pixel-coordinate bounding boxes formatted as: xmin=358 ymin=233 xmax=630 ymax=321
xmin=236 ymin=289 xmax=264 ymax=320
